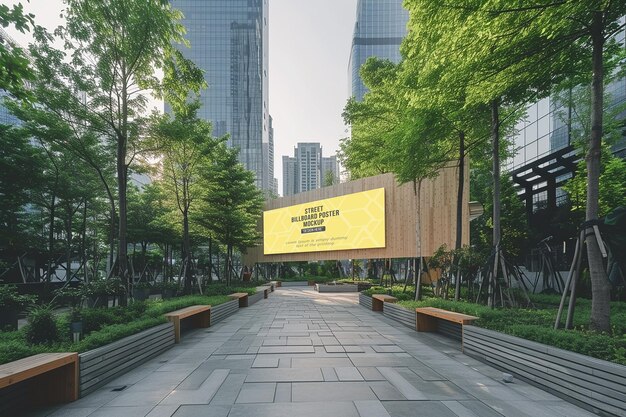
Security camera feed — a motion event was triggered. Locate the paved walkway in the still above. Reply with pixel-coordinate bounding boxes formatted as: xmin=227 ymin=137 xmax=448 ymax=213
xmin=34 ymin=288 xmax=597 ymax=417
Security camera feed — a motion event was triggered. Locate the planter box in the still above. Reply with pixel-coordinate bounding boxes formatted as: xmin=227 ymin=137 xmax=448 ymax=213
xmin=315 ymin=284 xmax=358 ymax=293
xmin=463 ymin=325 xmax=626 ymax=417
xmin=358 ymin=293 xmax=372 ymax=310
xmin=281 ymin=281 xmax=308 ymax=287
xmin=248 ymin=291 xmax=264 ymax=306
xmin=210 ymin=300 xmax=239 ymax=325
xmin=79 ymin=323 xmax=174 ymax=397
xmin=382 ymin=303 xmax=414 ymax=329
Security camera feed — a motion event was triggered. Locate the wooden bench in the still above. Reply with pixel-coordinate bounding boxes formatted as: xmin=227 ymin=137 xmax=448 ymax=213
xmin=164 ymin=305 xmax=211 ymax=343
xmin=415 ymin=307 xmax=478 ymax=332
xmin=371 ymin=294 xmax=397 ymax=311
xmin=0 ymin=353 xmax=78 ymax=410
xmin=257 ymin=286 xmax=271 ymax=299
xmin=229 ymin=292 xmax=249 ymax=308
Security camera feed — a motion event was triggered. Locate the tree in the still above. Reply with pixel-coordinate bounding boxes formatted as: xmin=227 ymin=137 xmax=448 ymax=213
xmin=470 ymin=167 xmax=529 ymax=259
xmin=0 ymin=2 xmax=35 ymax=100
xmin=148 ymin=103 xmax=220 ymax=293
xmin=55 ymin=0 xmax=205 ymax=297
xmin=343 ymin=57 xmax=451 ymax=300
xmin=563 ymin=144 xmax=626 ymax=219
xmin=0 ymin=125 xmax=45 ymax=253
xmin=197 ymin=144 xmax=263 ymax=286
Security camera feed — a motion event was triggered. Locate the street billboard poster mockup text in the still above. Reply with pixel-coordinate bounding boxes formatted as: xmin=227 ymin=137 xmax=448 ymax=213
xmin=263 ymin=188 xmax=385 ymax=255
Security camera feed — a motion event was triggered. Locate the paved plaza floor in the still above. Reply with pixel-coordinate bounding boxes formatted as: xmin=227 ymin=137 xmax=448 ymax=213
xmin=32 ymin=288 xmax=598 ymax=417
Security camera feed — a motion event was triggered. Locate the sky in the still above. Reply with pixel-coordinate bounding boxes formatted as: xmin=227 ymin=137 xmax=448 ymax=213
xmin=5 ymin=0 xmax=358 ymax=196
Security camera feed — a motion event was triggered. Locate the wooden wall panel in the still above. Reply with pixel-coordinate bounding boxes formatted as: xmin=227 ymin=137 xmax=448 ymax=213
xmin=243 ymin=162 xmax=469 ymax=264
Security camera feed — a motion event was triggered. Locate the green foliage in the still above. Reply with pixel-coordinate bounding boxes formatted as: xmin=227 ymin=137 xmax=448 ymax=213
xmin=563 ymin=144 xmax=626 ymax=218
xmin=0 ymin=126 xmax=47 ymax=252
xmin=74 ymin=317 xmax=166 ymax=353
xmin=470 ymin=171 xmax=529 ymax=258
xmin=391 ymin=297 xmax=626 ymax=364
xmin=144 ymin=295 xmax=231 ymax=317
xmin=25 ymin=305 xmax=60 ymax=345
xmin=197 ymin=144 xmax=264 ymax=252
xmin=81 ymin=278 xmax=126 ymax=297
xmin=0 ymin=285 xmax=36 ymax=310
xmin=0 ymin=291 xmax=236 ymax=364
xmin=0 ymin=3 xmax=35 ymax=100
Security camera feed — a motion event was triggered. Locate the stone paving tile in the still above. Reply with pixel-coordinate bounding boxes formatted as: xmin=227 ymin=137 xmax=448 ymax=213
xmin=245 ymin=368 xmax=324 ymax=382
xmin=87 ymin=406 xmax=155 ymax=417
xmin=383 ymin=400 xmax=459 ymax=417
xmin=235 ymin=383 xmax=276 ymax=403
xmin=367 ymin=381 xmax=407 ymax=400
xmin=227 ymin=401 xmax=360 ymax=417
xmin=257 ymin=345 xmax=315 ymax=354
xmin=291 ymin=357 xmax=353 ymax=368
xmin=161 ymin=369 xmax=229 ymax=405
xmin=355 ymin=400 xmax=392 ymax=417
xmin=44 ymin=407 xmax=98 ymax=417
xmin=209 ymin=374 xmax=246 ymax=405
xmin=274 ymin=383 xmax=292 ymax=402
xmin=172 ymin=404 xmax=230 ymax=417
xmin=291 ymin=382 xmax=377 ymax=402
xmin=376 ymin=367 xmax=427 ymax=400
xmin=36 ymin=288 xmax=601 ymax=417
xmin=335 ymin=366 xmax=364 ymax=381
xmin=442 ymin=400 xmax=504 ymax=417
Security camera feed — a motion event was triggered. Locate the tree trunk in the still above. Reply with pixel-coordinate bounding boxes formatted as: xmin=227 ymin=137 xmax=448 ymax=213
xmin=46 ymin=192 xmax=56 ymax=283
xmin=454 ymin=130 xmax=466 ymax=301
xmin=81 ymin=199 xmax=88 ymax=281
xmin=490 ymin=99 xmax=501 ymax=309
xmin=108 ymin=207 xmax=116 ymax=278
xmin=414 ymin=180 xmax=423 ymax=301
xmin=182 ymin=210 xmax=193 ymax=294
xmin=587 ymin=12 xmax=611 ymax=333
xmin=208 ymin=238 xmax=213 ymax=284
xmin=116 ymin=66 xmax=130 ymax=305
xmin=65 ymin=205 xmax=73 ymax=282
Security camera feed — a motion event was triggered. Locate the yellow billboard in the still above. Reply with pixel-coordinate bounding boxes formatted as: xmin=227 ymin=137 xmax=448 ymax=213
xmin=263 ymin=188 xmax=385 ymax=254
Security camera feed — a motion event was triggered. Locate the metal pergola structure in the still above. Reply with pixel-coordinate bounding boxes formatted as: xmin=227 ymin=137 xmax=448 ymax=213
xmin=510 ymin=145 xmax=579 ymax=218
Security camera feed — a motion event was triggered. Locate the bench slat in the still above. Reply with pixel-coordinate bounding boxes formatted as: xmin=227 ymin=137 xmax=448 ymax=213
xmin=0 ymin=353 xmax=77 ymax=389
xmin=164 ymin=305 xmax=211 ymax=320
xmin=415 ymin=307 xmax=478 ymax=324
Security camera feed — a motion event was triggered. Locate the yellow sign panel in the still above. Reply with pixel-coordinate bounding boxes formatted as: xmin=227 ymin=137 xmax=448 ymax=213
xmin=263 ymin=188 xmax=385 ymax=255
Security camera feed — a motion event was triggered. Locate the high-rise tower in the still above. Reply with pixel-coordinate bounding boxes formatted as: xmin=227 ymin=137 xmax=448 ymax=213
xmin=169 ymin=0 xmax=274 ymax=191
xmin=348 ymin=0 xmax=408 ymax=101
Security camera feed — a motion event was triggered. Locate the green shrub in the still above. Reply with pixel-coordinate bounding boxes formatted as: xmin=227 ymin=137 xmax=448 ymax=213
xmin=0 ymin=285 xmax=36 ymax=310
xmin=394 ymin=297 xmax=626 ymax=364
xmin=75 ymin=317 xmax=166 ymax=352
xmin=144 ymin=295 xmax=231 ymax=317
xmin=25 ymin=305 xmax=60 ymax=345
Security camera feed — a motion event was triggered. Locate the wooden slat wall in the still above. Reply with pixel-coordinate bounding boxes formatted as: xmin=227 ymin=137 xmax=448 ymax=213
xmin=244 ymin=162 xmax=469 ymax=263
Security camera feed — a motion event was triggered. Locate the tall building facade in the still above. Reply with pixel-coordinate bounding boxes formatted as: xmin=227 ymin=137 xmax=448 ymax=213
xmin=348 ymin=0 xmax=409 ymax=101
xmin=282 ymin=143 xmax=340 ymax=197
xmin=321 ymin=155 xmax=340 ymax=186
xmin=506 ymin=24 xmax=626 ymax=216
xmin=0 ymin=29 xmax=24 ymax=127
xmin=169 ymin=0 xmax=275 ymax=192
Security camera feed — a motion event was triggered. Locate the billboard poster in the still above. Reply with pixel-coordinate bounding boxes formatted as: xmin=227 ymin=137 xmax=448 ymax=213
xmin=263 ymin=188 xmax=385 ymax=254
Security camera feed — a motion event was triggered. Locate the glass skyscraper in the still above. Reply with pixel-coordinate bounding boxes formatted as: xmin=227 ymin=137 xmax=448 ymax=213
xmin=282 ymin=143 xmax=340 ymax=197
xmin=169 ymin=0 xmax=273 ymax=192
xmin=349 ymin=0 xmax=409 ymax=101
